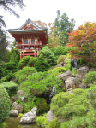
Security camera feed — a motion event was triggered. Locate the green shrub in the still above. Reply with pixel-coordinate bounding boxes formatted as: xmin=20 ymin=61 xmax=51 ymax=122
xmin=51 ymin=46 xmax=70 ymax=56
xmin=34 ymin=47 xmax=55 ymax=72
xmin=64 ymin=58 xmax=72 ymax=71
xmin=52 ymin=67 xmax=66 ymax=76
xmin=84 ymin=71 xmax=96 ymax=85
xmin=36 ymin=114 xmax=48 ymax=127
xmin=18 ymin=113 xmax=23 ymax=119
xmin=72 ymin=68 xmax=78 ymax=76
xmin=0 ymin=86 xmax=10 ymax=123
xmin=47 ymin=118 xmax=60 ymax=128
xmin=57 ymin=55 xmax=66 ymax=64
xmin=15 ymin=66 xmax=37 ymax=83
xmin=0 ymin=81 xmax=18 ymax=97
xmin=18 ymin=56 xmax=36 ymax=69
xmin=77 ymin=58 xmax=85 ymax=67
xmin=50 ymin=89 xmax=89 ymax=119
xmin=21 ymin=71 xmax=62 ymax=94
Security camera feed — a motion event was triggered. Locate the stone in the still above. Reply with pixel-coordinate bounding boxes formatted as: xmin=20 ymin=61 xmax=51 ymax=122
xmin=65 ymin=77 xmax=78 ymax=89
xmin=10 ymin=110 xmax=18 ymax=117
xmin=57 ymin=71 xmax=72 ymax=81
xmin=67 ymin=88 xmax=73 ymax=94
xmin=77 ymin=66 xmax=89 ymax=82
xmin=20 ymin=107 xmax=37 ymax=124
xmin=47 ymin=111 xmax=55 ymax=122
xmin=11 ymin=96 xmax=18 ymax=103
xmin=55 ymin=64 xmax=63 ymax=67
xmin=12 ymin=102 xmax=24 ymax=113
xmin=89 ymin=68 xmax=96 ymax=71
xmin=16 ymin=105 xmax=24 ymax=113
xmin=12 ymin=102 xmax=17 ymax=109
xmin=78 ymin=82 xmax=87 ymax=88
xmin=17 ymin=90 xmax=24 ymax=96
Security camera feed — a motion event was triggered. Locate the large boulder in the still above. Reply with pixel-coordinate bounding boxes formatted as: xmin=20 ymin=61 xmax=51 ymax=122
xmin=65 ymin=77 xmax=78 ymax=89
xmin=20 ymin=107 xmax=37 ymax=124
xmin=57 ymin=71 xmax=72 ymax=81
xmin=10 ymin=110 xmax=18 ymax=117
xmin=77 ymin=66 xmax=89 ymax=82
xmin=47 ymin=111 xmax=55 ymax=122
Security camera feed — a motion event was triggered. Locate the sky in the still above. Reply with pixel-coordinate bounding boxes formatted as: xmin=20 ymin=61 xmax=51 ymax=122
xmin=1 ymin=0 xmax=96 ymax=31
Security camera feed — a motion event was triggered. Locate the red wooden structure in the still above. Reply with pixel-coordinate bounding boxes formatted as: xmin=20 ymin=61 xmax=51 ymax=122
xmin=8 ymin=18 xmax=48 ymax=59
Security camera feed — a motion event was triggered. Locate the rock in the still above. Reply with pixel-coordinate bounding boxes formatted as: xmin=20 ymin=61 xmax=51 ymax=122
xmin=60 ymin=62 xmax=64 ymax=66
xmin=12 ymin=102 xmax=17 ymax=109
xmin=12 ymin=102 xmax=24 ymax=113
xmin=65 ymin=77 xmax=78 ymax=89
xmin=55 ymin=64 xmax=63 ymax=67
xmin=78 ymin=82 xmax=87 ymax=88
xmin=57 ymin=71 xmax=72 ymax=81
xmin=10 ymin=110 xmax=18 ymax=117
xmin=67 ymin=88 xmax=73 ymax=94
xmin=17 ymin=90 xmax=24 ymax=96
xmin=77 ymin=66 xmax=89 ymax=82
xmin=20 ymin=107 xmax=37 ymax=124
xmin=16 ymin=105 xmax=24 ymax=113
xmin=47 ymin=111 xmax=55 ymax=122
xmin=20 ymin=97 xmax=25 ymax=102
xmin=11 ymin=96 xmax=18 ymax=103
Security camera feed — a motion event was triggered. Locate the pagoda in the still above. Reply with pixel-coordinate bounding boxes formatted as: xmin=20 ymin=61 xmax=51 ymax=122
xmin=8 ymin=18 xmax=48 ymax=59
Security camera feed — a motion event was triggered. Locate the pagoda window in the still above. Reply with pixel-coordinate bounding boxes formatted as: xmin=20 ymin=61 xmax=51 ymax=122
xmin=31 ymin=39 xmax=35 ymax=44
xmin=24 ymin=39 xmax=28 ymax=44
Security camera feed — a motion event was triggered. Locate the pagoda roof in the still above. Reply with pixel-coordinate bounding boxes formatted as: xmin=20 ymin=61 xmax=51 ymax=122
xmin=8 ymin=18 xmax=48 ymax=35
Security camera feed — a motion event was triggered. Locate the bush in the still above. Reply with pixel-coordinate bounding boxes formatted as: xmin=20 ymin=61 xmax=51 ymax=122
xmin=51 ymin=46 xmax=70 ymax=56
xmin=52 ymin=67 xmax=66 ymax=76
xmin=0 ymin=81 xmax=18 ymax=97
xmin=0 ymin=86 xmax=10 ymax=123
xmin=47 ymin=118 xmax=60 ymax=128
xmin=64 ymin=58 xmax=72 ymax=71
xmin=21 ymin=71 xmax=62 ymax=95
xmin=72 ymin=69 xmax=78 ymax=76
xmin=36 ymin=114 xmax=48 ymax=127
xmin=84 ymin=71 xmax=96 ymax=85
xmin=50 ymin=89 xmax=89 ymax=119
xmin=18 ymin=56 xmax=36 ymax=69
xmin=15 ymin=66 xmax=37 ymax=83
xmin=34 ymin=47 xmax=55 ymax=72
xmin=57 ymin=55 xmax=66 ymax=64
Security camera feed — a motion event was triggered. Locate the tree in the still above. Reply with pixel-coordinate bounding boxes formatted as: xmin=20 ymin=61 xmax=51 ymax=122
xmin=53 ymin=10 xmax=75 ymax=46
xmin=67 ymin=22 xmax=96 ymax=66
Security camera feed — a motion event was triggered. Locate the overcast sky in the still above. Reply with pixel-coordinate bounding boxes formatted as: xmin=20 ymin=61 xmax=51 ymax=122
xmin=1 ymin=0 xmax=96 ymax=31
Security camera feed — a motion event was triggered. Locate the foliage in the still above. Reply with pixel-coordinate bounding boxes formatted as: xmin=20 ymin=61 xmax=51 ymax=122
xmin=51 ymin=46 xmax=70 ymax=57
xmin=36 ymin=113 xmax=49 ymax=127
xmin=18 ymin=56 xmax=36 ymax=69
xmin=64 ymin=58 xmax=72 ymax=71
xmin=23 ymin=95 xmax=49 ymax=114
xmin=15 ymin=66 xmax=37 ymax=83
xmin=72 ymin=69 xmax=78 ymax=76
xmin=53 ymin=10 xmax=75 ymax=46
xmin=0 ymin=86 xmax=10 ymax=123
xmin=84 ymin=71 xmax=96 ymax=85
xmin=18 ymin=113 xmax=23 ymax=119
xmin=35 ymin=98 xmax=49 ymax=114
xmin=0 ymin=81 xmax=18 ymax=97
xmin=67 ymin=22 xmax=96 ymax=65
xmin=20 ymin=71 xmax=62 ymax=95
xmin=47 ymin=118 xmax=60 ymax=128
xmin=57 ymin=55 xmax=66 ymax=64
xmin=51 ymin=67 xmax=66 ymax=76
xmin=35 ymin=47 xmax=55 ymax=71
xmin=50 ymin=89 xmax=89 ymax=119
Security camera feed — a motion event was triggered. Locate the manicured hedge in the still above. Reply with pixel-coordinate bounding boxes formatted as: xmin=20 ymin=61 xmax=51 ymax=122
xmin=0 ymin=81 xmax=18 ymax=97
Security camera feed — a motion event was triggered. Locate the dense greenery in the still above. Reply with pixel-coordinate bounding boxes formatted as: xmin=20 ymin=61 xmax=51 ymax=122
xmin=0 ymin=81 xmax=18 ymax=97
xmin=0 ymin=86 xmax=10 ymax=123
xmin=15 ymin=66 xmax=37 ymax=83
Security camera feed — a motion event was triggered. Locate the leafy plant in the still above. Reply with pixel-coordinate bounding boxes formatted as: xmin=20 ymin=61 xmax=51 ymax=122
xmin=15 ymin=66 xmax=37 ymax=83
xmin=57 ymin=55 xmax=66 ymax=64
xmin=84 ymin=71 xmax=96 ymax=85
xmin=0 ymin=86 xmax=10 ymax=123
xmin=0 ymin=81 xmax=18 ymax=97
